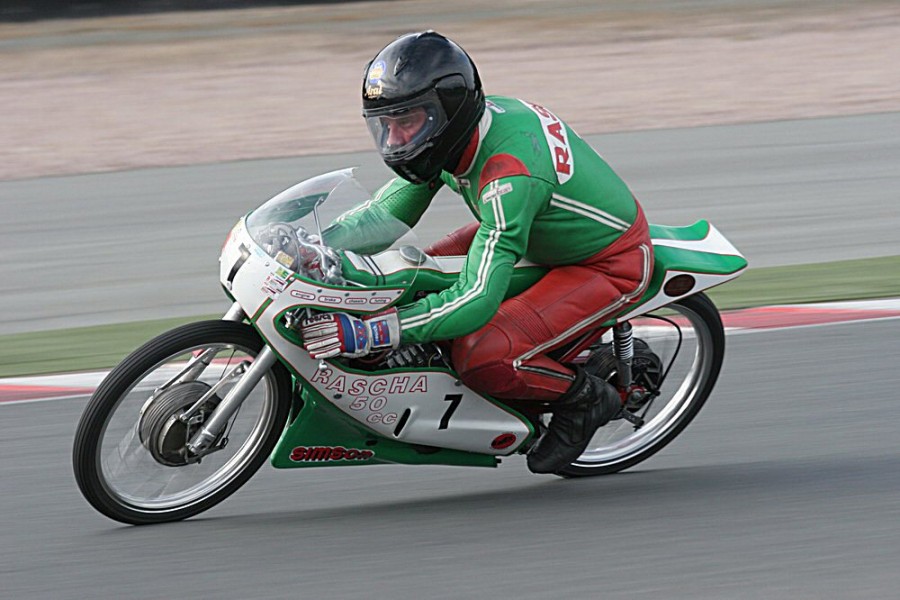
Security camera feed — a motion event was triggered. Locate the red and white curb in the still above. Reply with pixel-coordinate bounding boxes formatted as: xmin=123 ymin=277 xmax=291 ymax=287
xmin=720 ymin=298 xmax=900 ymax=332
xmin=0 ymin=371 xmax=107 ymax=404
xmin=3 ymin=298 xmax=899 ymax=405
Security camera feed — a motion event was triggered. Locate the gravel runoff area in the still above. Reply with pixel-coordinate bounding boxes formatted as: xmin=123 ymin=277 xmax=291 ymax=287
xmin=1 ymin=0 xmax=899 ymax=181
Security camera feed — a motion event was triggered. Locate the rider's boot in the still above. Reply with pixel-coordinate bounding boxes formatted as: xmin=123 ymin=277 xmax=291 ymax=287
xmin=526 ymin=368 xmax=622 ymax=474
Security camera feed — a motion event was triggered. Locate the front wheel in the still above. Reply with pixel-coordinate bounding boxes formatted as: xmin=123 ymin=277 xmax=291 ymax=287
xmin=73 ymin=321 xmax=292 ymax=525
xmin=557 ymin=292 xmax=725 ymax=477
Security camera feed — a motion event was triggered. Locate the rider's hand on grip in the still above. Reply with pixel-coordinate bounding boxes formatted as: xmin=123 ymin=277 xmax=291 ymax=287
xmin=301 ymin=309 xmax=401 ymax=359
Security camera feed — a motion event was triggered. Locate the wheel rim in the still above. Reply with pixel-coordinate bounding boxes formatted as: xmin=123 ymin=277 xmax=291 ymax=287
xmin=96 ymin=342 xmax=279 ymax=512
xmin=574 ymin=302 xmax=715 ymax=468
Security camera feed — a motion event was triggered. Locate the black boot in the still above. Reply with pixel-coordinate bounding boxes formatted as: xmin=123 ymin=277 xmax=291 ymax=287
xmin=526 ymin=369 xmax=622 ymax=474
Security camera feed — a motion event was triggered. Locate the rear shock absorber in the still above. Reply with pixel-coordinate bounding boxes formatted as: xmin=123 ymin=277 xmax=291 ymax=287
xmin=613 ymin=322 xmax=634 ymax=389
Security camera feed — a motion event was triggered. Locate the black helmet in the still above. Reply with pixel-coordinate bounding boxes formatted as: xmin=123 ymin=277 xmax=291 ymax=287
xmin=362 ymin=31 xmax=485 ymax=184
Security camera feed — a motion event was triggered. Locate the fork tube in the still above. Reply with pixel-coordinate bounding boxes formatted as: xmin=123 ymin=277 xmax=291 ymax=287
xmin=222 ymin=302 xmax=246 ymax=322
xmin=161 ymin=302 xmax=246 ymax=388
xmin=186 ymin=346 xmax=277 ymax=454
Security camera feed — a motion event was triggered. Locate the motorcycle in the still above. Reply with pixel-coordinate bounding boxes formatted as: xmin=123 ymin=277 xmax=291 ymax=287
xmin=73 ymin=168 xmax=747 ymax=525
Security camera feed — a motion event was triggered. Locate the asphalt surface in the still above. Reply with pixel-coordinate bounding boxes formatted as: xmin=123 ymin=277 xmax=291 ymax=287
xmin=2 ymin=112 xmax=899 ymax=335
xmin=3 ymin=319 xmax=900 ymax=599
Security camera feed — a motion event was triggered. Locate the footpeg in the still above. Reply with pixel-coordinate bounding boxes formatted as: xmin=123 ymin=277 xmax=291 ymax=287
xmin=616 ymin=409 xmax=645 ymax=428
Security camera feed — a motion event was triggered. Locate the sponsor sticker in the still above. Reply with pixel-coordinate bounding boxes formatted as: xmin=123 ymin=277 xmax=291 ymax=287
xmin=274 ymin=251 xmax=294 ymax=268
xmin=365 ymin=60 xmax=386 ymax=98
xmin=481 ymin=179 xmax=513 ymax=204
xmin=485 ymin=99 xmax=506 ymax=114
xmin=261 ymin=272 xmax=289 ymax=298
xmin=289 ymin=446 xmax=375 ymax=462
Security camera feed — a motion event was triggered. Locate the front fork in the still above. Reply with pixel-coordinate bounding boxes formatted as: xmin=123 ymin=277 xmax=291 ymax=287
xmin=171 ymin=302 xmax=277 ymax=456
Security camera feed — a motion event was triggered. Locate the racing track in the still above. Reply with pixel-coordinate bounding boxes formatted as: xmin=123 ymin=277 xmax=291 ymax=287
xmin=2 ymin=114 xmax=900 ymax=598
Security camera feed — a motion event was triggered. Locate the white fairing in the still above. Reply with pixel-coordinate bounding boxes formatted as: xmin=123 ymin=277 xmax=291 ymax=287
xmin=220 ymin=216 xmax=531 ymax=455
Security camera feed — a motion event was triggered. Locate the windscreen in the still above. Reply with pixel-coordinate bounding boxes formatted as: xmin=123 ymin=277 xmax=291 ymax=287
xmin=245 ymin=168 xmax=417 ymax=285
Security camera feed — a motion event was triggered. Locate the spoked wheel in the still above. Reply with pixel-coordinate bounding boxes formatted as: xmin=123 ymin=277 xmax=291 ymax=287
xmin=556 ymin=292 xmax=725 ymax=477
xmin=73 ymin=321 xmax=292 ymax=525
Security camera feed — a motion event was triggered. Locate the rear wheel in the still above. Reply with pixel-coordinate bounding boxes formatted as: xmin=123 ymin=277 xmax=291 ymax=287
xmin=73 ymin=321 xmax=292 ymax=525
xmin=556 ymin=292 xmax=725 ymax=477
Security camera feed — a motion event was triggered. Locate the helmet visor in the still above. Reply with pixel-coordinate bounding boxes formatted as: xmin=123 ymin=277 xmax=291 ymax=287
xmin=364 ymin=91 xmax=448 ymax=162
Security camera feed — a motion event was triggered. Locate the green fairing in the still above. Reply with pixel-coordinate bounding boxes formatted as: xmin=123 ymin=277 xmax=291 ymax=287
xmin=271 ymin=386 xmax=499 ymax=468
xmin=649 ymin=221 xmax=711 ymax=241
xmin=653 ymin=245 xmax=747 ymax=276
xmin=648 ymin=221 xmax=748 ymax=276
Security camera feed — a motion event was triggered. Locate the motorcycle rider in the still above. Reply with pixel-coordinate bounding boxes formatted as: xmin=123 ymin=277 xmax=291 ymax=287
xmin=301 ymin=31 xmax=654 ymax=475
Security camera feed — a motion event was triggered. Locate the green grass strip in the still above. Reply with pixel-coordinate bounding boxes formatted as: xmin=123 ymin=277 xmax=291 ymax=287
xmin=0 ymin=315 xmax=218 ymax=378
xmin=706 ymin=255 xmax=900 ymax=309
xmin=1 ymin=255 xmax=898 ymax=378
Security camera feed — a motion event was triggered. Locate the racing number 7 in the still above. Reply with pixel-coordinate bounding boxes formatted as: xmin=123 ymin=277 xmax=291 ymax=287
xmin=439 ymin=394 xmax=463 ymax=430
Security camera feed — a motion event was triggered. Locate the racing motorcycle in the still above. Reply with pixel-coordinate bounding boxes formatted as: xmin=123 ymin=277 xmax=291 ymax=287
xmin=73 ymin=168 xmax=747 ymax=525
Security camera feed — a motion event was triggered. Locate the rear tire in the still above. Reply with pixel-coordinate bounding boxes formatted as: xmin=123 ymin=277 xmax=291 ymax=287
xmin=73 ymin=321 xmax=292 ymax=525
xmin=556 ymin=292 xmax=725 ymax=477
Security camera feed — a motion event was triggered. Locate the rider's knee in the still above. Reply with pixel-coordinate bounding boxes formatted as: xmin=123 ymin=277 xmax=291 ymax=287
xmin=451 ymin=323 xmax=518 ymax=396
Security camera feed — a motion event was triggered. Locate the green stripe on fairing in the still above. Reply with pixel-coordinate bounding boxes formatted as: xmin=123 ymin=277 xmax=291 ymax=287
xmin=652 ymin=245 xmax=748 ymax=276
xmin=250 ymin=298 xmax=273 ymax=323
xmin=649 ymin=220 xmax=711 ymax=241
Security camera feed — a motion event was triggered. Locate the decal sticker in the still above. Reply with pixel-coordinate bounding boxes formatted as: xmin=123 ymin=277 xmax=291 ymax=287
xmin=274 ymin=251 xmax=294 ymax=268
xmin=288 ymin=289 xmax=396 ymax=307
xmin=491 ymin=433 xmax=517 ymax=450
xmin=289 ymin=446 xmax=375 ymax=462
xmin=365 ymin=60 xmax=386 ymax=98
xmin=482 ymin=180 xmax=513 ymax=204
xmin=222 ymin=222 xmax=241 ymax=251
xmin=311 ymin=368 xmax=431 ymax=426
xmin=485 ymin=99 xmax=506 ymax=114
xmin=311 ymin=369 xmax=430 ymax=395
xmin=523 ymin=101 xmax=573 ymax=184
xmin=261 ymin=272 xmax=289 ymax=298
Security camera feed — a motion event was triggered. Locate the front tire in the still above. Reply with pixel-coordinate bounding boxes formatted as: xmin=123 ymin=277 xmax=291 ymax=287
xmin=556 ymin=292 xmax=725 ymax=477
xmin=73 ymin=321 xmax=292 ymax=525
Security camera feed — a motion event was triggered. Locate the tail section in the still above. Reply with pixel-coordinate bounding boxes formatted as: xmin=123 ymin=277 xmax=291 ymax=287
xmin=618 ymin=220 xmax=748 ymax=320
